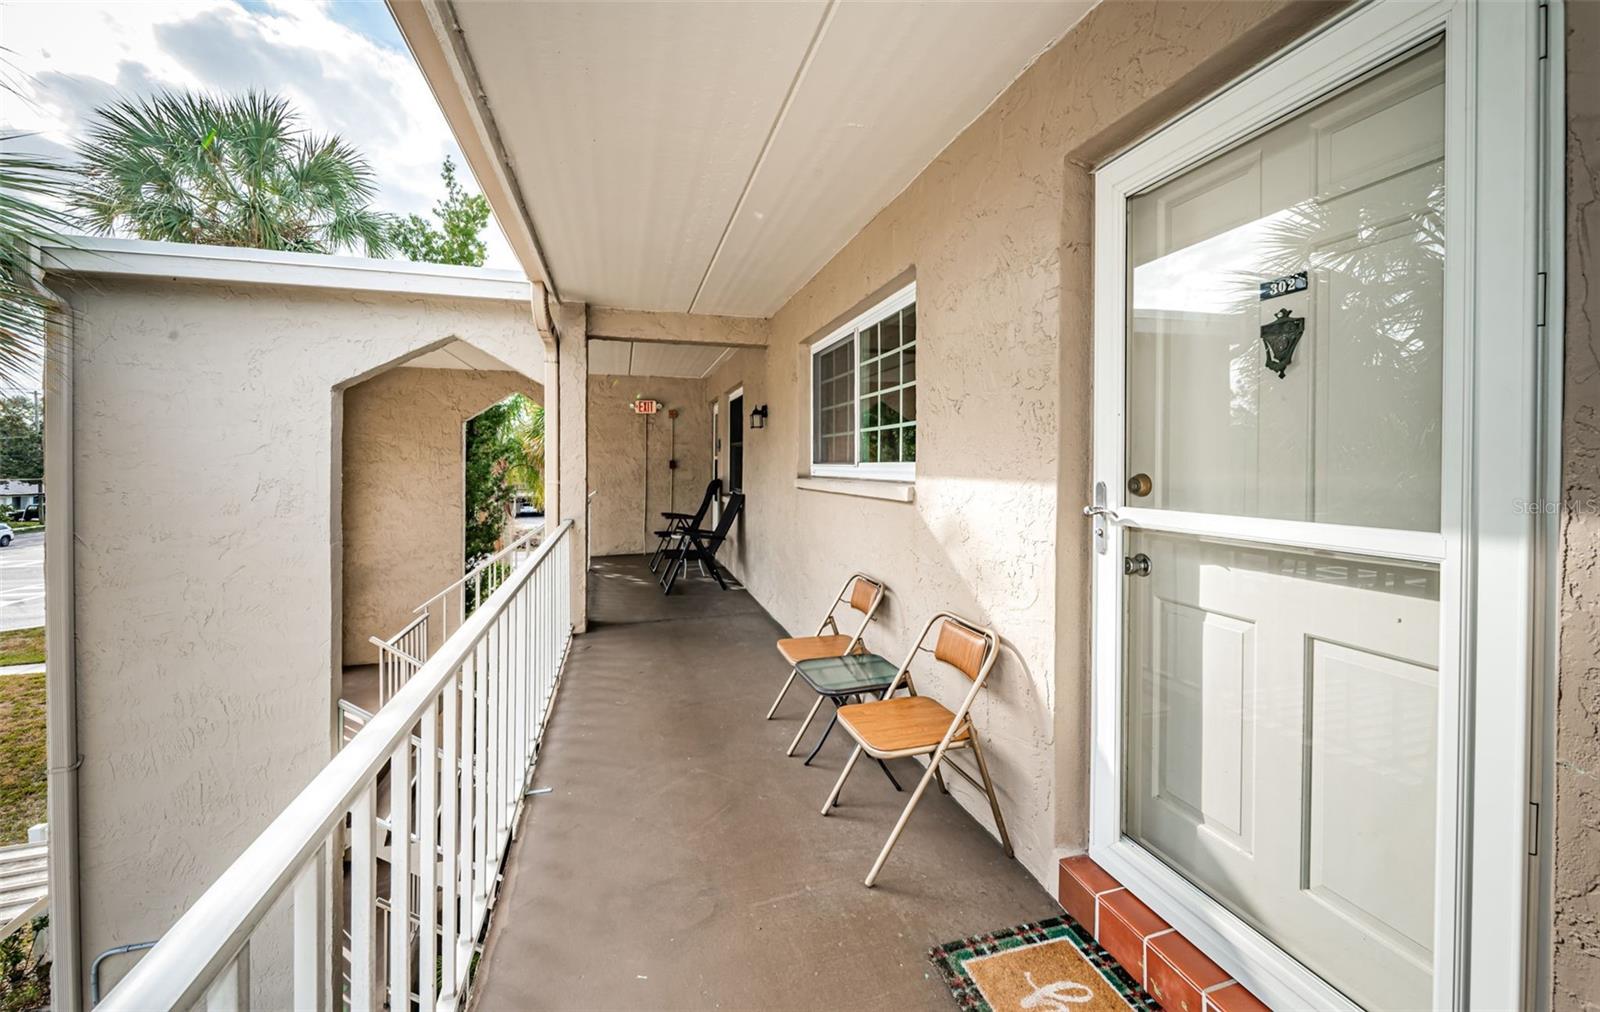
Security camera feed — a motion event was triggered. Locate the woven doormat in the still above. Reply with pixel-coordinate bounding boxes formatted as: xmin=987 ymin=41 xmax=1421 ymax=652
xmin=928 ymin=916 xmax=1160 ymax=1012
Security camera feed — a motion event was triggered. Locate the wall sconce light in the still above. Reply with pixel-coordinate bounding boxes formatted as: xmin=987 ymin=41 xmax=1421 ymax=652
xmin=750 ymin=404 xmax=769 ymax=430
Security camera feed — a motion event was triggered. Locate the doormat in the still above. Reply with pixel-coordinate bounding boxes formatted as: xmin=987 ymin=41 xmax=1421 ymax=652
xmin=928 ymin=916 xmax=1160 ymax=1011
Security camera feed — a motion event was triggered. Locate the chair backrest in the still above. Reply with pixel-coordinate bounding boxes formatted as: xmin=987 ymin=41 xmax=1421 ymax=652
xmin=688 ymin=478 xmax=722 ymax=527
xmin=848 ymin=577 xmax=881 ymax=615
xmin=704 ymin=491 xmax=744 ymax=549
xmin=934 ymin=617 xmax=992 ymax=681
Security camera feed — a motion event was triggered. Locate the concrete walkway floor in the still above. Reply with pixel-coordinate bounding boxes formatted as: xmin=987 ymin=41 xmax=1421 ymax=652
xmin=472 ymin=555 xmax=1059 ymax=1011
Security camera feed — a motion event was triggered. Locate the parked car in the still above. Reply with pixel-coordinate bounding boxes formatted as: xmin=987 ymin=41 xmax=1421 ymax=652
xmin=0 ymin=523 xmax=13 ymax=547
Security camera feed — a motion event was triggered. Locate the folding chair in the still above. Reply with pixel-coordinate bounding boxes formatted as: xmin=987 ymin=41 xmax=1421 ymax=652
xmin=659 ymin=492 xmax=744 ymax=594
xmin=819 ymin=613 xmax=1014 ymax=887
xmin=650 ymin=478 xmax=721 ymax=573
xmin=765 ymin=573 xmax=884 ymax=729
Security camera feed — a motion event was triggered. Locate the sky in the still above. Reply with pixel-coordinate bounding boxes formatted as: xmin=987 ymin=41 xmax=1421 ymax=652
xmin=0 ymin=0 xmax=520 ymax=270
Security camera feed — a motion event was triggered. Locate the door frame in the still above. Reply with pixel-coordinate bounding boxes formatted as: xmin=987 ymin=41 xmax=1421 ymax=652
xmin=1086 ymin=2 xmax=1553 ymax=1009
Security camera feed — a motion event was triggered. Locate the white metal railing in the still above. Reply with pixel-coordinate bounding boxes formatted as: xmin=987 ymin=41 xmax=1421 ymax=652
xmin=415 ymin=525 xmax=544 ymax=652
xmin=99 ymin=520 xmax=575 ymax=1012
xmin=371 ymin=612 xmax=428 ymax=707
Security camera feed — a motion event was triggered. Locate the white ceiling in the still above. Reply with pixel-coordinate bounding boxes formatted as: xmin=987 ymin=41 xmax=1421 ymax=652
xmin=588 ymin=339 xmax=733 ymax=379
xmin=450 ymin=0 xmax=1096 ymax=317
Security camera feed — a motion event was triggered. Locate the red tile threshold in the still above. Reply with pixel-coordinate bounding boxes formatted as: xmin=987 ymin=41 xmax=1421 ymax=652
xmin=1057 ymin=855 xmax=1273 ymax=1011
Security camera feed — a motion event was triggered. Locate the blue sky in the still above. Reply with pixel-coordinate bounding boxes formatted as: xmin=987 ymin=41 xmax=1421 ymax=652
xmin=0 ymin=0 xmax=518 ymax=269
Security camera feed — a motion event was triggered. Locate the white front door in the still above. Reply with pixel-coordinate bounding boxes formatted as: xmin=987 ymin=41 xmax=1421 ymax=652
xmin=1121 ymin=45 xmax=1444 ymax=1012
xmin=1088 ymin=4 xmax=1551 ymax=1010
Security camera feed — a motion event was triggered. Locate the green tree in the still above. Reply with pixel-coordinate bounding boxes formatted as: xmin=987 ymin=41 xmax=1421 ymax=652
xmin=464 ymin=398 xmax=519 ymax=567
xmin=0 ymin=396 xmax=42 ymax=481
xmin=496 ymin=395 xmax=544 ymax=512
xmin=71 ymin=91 xmax=394 ymax=256
xmin=1 ymin=124 xmax=75 ymax=389
xmin=391 ymin=157 xmax=490 ymax=267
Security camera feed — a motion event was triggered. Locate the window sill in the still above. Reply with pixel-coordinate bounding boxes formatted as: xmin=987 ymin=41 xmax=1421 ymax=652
xmin=793 ymin=476 xmax=915 ymax=503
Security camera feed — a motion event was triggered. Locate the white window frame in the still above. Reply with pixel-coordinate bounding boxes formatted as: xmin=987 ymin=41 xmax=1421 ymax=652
xmin=809 ymin=281 xmax=917 ymax=482
xmin=1085 ymin=3 xmax=1552 ymax=1011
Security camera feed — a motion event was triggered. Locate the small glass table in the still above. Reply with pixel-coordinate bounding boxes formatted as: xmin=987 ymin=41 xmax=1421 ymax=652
xmin=794 ymin=653 xmax=903 ymax=789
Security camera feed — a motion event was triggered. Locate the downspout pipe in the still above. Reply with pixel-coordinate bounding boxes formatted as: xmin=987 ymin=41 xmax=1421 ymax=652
xmin=23 ymin=253 xmax=82 ymax=1010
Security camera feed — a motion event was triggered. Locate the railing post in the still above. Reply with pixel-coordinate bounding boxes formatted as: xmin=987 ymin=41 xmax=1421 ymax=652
xmin=418 ymin=698 xmax=439 ymax=1012
xmin=291 ymin=851 xmax=323 ymax=1011
xmin=387 ymin=737 xmax=412 ymax=1011
xmin=350 ymin=784 xmax=377 ymax=1012
xmin=439 ymin=673 xmax=461 ymax=1005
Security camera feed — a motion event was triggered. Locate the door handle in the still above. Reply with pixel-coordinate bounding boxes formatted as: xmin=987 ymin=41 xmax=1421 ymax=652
xmin=1082 ymin=504 xmax=1121 ymax=522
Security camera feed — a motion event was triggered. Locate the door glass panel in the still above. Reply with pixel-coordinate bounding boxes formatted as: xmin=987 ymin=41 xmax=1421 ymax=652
xmin=1123 ymin=529 xmax=1439 ymax=1011
xmin=1125 ymin=44 xmax=1444 ymax=532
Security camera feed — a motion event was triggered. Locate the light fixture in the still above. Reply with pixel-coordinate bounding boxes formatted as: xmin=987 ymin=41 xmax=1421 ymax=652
xmin=750 ymin=404 xmax=768 ymax=430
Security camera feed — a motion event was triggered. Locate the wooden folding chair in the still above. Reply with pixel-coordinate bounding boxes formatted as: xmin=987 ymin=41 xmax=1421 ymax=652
xmin=765 ymin=573 xmax=885 ymax=745
xmin=819 ymin=612 xmax=1014 ymax=887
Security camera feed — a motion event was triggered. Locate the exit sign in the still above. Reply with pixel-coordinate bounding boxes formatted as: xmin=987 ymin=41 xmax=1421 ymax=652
xmin=633 ymin=399 xmax=660 ymax=415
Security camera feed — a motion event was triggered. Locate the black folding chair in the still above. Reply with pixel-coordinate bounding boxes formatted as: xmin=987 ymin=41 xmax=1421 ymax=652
xmin=650 ymin=478 xmax=721 ymax=573
xmin=660 ymin=492 xmax=744 ymax=594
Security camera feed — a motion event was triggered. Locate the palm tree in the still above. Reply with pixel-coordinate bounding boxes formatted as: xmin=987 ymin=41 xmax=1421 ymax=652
xmin=0 ymin=133 xmax=76 ymax=388
xmin=498 ymin=395 xmax=545 ymax=512
xmin=71 ymin=91 xmax=395 ymax=257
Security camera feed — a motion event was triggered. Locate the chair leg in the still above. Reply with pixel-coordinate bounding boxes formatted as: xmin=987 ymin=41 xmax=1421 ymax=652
xmin=933 ymin=764 xmax=950 ymax=795
xmin=803 ymin=708 xmax=840 ymax=766
xmin=969 ymin=733 xmax=1014 ymax=858
xmin=875 ymin=758 xmax=903 ymax=792
xmin=786 ymin=694 xmax=826 ymax=756
xmin=820 ymin=745 xmax=864 ymax=815
xmin=864 ymin=749 xmax=947 ymax=888
xmin=648 ymin=532 xmax=670 ymax=572
xmin=706 ymin=559 xmax=730 ymax=590
xmin=765 ymin=670 xmax=798 ymax=720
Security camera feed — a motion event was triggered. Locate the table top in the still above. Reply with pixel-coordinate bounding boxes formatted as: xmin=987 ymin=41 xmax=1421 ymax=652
xmin=795 ymin=652 xmax=898 ymax=695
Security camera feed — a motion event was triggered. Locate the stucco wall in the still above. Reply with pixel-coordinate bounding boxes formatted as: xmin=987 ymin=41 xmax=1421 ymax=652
xmin=341 ymin=366 xmax=541 ymax=666
xmin=1554 ymin=2 xmax=1600 ymax=1006
xmin=698 ymin=0 xmax=1343 ymax=886
xmin=587 ymin=373 xmax=714 ymax=556
xmin=55 ymin=273 xmax=542 ymax=993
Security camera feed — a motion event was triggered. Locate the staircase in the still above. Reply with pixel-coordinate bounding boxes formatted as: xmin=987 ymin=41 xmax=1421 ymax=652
xmin=0 ymin=841 xmax=48 ymax=933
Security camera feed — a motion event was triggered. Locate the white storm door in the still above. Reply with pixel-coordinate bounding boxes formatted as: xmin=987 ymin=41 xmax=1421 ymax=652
xmin=1088 ymin=3 xmax=1549 ymax=1011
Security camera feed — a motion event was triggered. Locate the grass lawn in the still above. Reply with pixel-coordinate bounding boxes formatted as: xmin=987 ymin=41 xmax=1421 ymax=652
xmin=0 ymin=628 xmax=43 ymax=668
xmin=0 ymin=674 xmax=45 ymax=846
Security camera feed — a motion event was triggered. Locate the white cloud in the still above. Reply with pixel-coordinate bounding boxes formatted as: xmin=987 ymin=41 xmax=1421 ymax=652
xmin=0 ymin=0 xmax=520 ymax=270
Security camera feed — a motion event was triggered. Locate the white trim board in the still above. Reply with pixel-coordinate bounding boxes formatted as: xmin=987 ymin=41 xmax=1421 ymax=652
xmin=40 ymin=235 xmax=534 ymax=303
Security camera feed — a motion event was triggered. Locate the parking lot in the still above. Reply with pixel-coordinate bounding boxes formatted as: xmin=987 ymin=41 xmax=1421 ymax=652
xmin=0 ymin=530 xmax=44 ymax=632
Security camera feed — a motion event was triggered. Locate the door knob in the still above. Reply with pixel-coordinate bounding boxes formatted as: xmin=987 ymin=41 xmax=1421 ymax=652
xmin=1124 ymin=553 xmax=1152 ymax=577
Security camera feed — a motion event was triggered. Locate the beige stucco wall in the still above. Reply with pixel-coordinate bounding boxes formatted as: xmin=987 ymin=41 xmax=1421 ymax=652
xmin=54 ymin=272 xmax=542 ymax=993
xmin=587 ymin=373 xmax=714 ymax=556
xmin=698 ymin=0 xmax=1344 ymax=887
xmin=341 ymin=366 xmax=541 ymax=666
xmin=1554 ymin=2 xmax=1600 ymax=1006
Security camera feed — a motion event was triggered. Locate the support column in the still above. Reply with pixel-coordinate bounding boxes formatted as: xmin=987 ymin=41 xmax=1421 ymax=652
xmin=553 ymin=301 xmax=589 ymax=633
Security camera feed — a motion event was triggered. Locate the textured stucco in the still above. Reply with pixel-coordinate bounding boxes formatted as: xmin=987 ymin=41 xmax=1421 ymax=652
xmin=699 ymin=0 xmax=1343 ymax=887
xmin=52 ymin=273 xmax=542 ymax=993
xmin=341 ymin=367 xmax=541 ymax=665
xmin=587 ymin=374 xmax=714 ymax=557
xmin=587 ymin=306 xmax=769 ymax=347
xmin=1555 ymin=2 xmax=1600 ymax=1006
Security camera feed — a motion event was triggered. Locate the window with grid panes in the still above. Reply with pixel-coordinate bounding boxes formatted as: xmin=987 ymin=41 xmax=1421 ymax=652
xmin=809 ymin=282 xmax=915 ymax=480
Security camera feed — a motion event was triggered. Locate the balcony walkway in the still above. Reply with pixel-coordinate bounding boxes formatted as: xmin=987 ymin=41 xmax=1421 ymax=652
xmin=473 ymin=554 xmax=1058 ymax=1009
